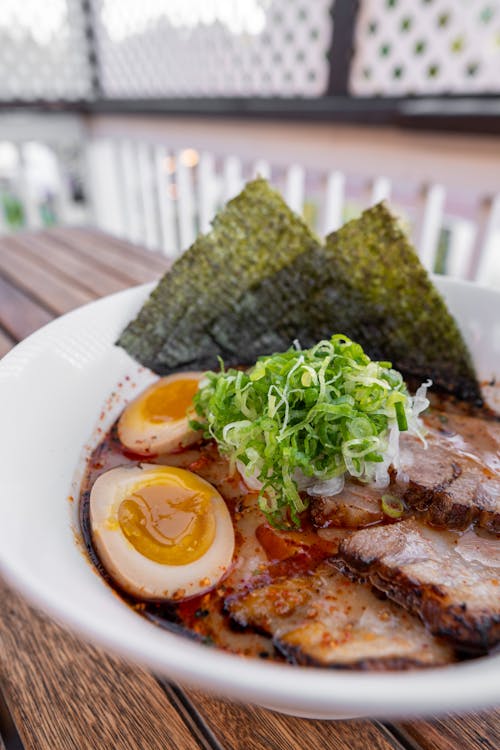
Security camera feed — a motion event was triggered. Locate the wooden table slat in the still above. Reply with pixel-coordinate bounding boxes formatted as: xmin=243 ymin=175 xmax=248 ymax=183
xmin=0 ymin=581 xmax=199 ymax=750
xmin=87 ymin=229 xmax=172 ymax=272
xmin=401 ymin=713 xmax=500 ymax=750
xmin=49 ymin=228 xmax=169 ymax=285
xmin=184 ymin=689 xmax=404 ymax=750
xmin=0 ymin=328 xmax=15 ymax=359
xmin=9 ymin=234 xmax=129 ymax=299
xmin=0 ymin=240 xmax=93 ymax=315
xmin=0 ymin=275 xmax=53 ymax=342
xmin=61 ymin=227 xmax=170 ymax=273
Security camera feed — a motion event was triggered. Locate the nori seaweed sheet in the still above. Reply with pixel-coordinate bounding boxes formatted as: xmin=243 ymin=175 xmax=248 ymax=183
xmin=117 ymin=178 xmax=320 ymax=371
xmin=118 ymin=186 xmax=480 ymax=403
xmin=201 ymin=203 xmax=481 ymax=403
xmin=322 ymin=203 xmax=480 ymax=402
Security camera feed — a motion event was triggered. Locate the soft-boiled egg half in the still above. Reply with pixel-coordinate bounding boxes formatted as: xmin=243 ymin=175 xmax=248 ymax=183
xmin=118 ymin=372 xmax=203 ymax=455
xmin=90 ymin=464 xmax=235 ymax=600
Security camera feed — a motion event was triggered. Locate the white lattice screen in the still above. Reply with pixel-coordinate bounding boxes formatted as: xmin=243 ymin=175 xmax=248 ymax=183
xmin=0 ymin=0 xmax=92 ymax=100
xmin=350 ymin=0 xmax=500 ymax=95
xmin=1 ymin=0 xmax=499 ymax=101
xmin=92 ymin=0 xmax=333 ymax=98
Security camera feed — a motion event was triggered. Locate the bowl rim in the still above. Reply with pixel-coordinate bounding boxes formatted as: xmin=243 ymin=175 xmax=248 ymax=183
xmin=1 ymin=276 xmax=499 ymax=719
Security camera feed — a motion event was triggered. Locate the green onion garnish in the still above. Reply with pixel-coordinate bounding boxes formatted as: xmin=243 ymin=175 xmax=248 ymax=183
xmin=394 ymin=400 xmax=408 ymax=431
xmin=381 ymin=494 xmax=406 ymax=519
xmin=191 ymin=334 xmax=427 ymax=527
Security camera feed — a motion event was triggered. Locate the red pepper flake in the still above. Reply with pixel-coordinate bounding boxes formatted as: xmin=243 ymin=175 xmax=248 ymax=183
xmin=321 ymin=632 xmax=333 ymax=647
xmin=188 ymin=455 xmax=210 ymax=472
xmin=171 ymin=588 xmax=186 ymax=601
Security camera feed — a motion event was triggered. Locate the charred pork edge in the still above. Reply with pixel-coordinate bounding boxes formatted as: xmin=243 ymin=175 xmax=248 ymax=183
xmin=336 ymin=549 xmax=500 ymax=653
xmin=403 ymin=478 xmax=500 ymax=535
xmin=277 ymin=639 xmax=451 ymax=671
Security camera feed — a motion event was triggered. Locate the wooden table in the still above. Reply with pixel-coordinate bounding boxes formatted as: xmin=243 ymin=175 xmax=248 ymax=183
xmin=0 ymin=227 xmax=498 ymax=750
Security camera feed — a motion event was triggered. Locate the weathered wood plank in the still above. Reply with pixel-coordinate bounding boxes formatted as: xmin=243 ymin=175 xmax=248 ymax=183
xmin=51 ymin=227 xmax=169 ymax=281
xmin=0 ymin=239 xmax=93 ymax=314
xmin=400 ymin=712 xmax=500 ymax=750
xmin=9 ymin=234 xmax=128 ymax=298
xmin=0 ymin=681 xmax=24 ymax=750
xmin=88 ymin=226 xmax=170 ymax=270
xmin=0 ymin=579 xmax=199 ymax=750
xmin=0 ymin=275 xmax=53 ymax=341
xmin=184 ymin=689 xmax=402 ymax=750
xmin=0 ymin=327 xmax=15 ymax=358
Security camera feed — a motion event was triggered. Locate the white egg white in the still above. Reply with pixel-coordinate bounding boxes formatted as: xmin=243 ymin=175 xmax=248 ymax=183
xmin=118 ymin=371 xmax=203 ymax=455
xmin=89 ymin=464 xmax=235 ymax=601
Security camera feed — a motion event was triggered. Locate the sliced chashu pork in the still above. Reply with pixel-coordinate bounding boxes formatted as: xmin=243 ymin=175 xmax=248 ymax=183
xmin=309 ymin=480 xmax=385 ymax=529
xmin=398 ymin=410 xmax=500 ymax=534
xmin=309 ymin=409 xmax=500 ymax=534
xmin=167 ymin=445 xmax=453 ymax=669
xmin=227 ymin=559 xmax=453 ymax=669
xmin=338 ymin=519 xmax=500 ymax=652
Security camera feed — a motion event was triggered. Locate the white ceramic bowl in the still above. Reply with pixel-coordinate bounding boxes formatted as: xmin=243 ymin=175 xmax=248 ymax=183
xmin=0 ymin=277 xmax=499 ymax=720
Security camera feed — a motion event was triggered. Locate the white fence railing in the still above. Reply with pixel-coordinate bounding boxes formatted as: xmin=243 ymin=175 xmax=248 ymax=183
xmin=85 ymin=137 xmax=500 ymax=287
xmin=0 ymin=117 xmax=499 ymax=288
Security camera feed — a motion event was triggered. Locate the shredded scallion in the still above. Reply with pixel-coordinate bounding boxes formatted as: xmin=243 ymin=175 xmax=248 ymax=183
xmin=191 ymin=334 xmax=428 ymax=527
xmin=381 ymin=494 xmax=406 ymax=519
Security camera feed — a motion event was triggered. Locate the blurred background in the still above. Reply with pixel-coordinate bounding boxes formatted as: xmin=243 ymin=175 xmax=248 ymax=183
xmin=0 ymin=0 xmax=499 ymax=285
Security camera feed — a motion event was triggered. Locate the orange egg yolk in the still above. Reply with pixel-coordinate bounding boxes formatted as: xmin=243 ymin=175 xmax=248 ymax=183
xmin=118 ymin=472 xmax=216 ymax=565
xmin=142 ymin=378 xmax=199 ymax=423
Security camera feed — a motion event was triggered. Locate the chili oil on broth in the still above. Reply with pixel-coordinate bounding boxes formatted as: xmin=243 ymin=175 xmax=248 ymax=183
xmin=78 ymin=390 xmax=500 ymax=666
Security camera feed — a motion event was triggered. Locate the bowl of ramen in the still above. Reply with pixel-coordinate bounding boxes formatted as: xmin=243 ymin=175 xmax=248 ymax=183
xmin=0 ymin=182 xmax=498 ymax=719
